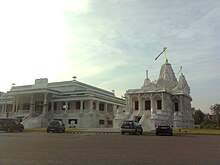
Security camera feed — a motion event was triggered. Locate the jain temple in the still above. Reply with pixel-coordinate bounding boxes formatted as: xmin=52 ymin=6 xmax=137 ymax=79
xmin=0 ymin=56 xmax=194 ymax=130
xmin=114 ymin=57 xmax=195 ymax=129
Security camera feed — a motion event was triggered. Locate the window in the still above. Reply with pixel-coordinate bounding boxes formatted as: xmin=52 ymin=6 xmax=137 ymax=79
xmin=107 ymin=120 xmax=112 ymax=125
xmin=6 ymin=104 xmax=13 ymax=111
xmin=157 ymin=100 xmax=162 ymax=110
xmin=69 ymin=119 xmax=77 ymax=124
xmin=99 ymin=120 xmax=105 ymax=125
xmin=76 ymin=101 xmax=80 ymax=110
xmin=54 ymin=102 xmax=57 ymax=110
xmin=135 ymin=101 xmax=139 ymax=110
xmin=48 ymin=102 xmax=51 ymax=111
xmin=93 ymin=102 xmax=96 ymax=110
xmin=35 ymin=101 xmax=43 ymax=110
xmin=145 ymin=100 xmax=151 ymax=110
xmin=22 ymin=103 xmax=30 ymax=110
xmin=175 ymin=102 xmax=179 ymax=111
xmin=99 ymin=104 xmax=104 ymax=111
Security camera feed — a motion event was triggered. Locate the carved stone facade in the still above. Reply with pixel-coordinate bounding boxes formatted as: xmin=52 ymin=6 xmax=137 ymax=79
xmin=114 ymin=59 xmax=195 ymax=130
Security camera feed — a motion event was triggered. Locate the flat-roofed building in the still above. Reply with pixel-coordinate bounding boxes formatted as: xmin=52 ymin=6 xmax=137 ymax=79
xmin=0 ymin=79 xmax=125 ymax=128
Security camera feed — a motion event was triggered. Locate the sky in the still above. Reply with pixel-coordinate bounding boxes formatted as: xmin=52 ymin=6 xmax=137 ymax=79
xmin=0 ymin=0 xmax=219 ymax=113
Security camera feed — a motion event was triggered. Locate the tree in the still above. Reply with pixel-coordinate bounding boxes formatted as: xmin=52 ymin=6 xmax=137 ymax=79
xmin=210 ymin=104 xmax=220 ymax=126
xmin=192 ymin=109 xmax=205 ymax=125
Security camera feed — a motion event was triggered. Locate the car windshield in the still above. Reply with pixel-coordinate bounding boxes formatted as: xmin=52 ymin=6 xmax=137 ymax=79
xmin=49 ymin=121 xmax=59 ymax=125
xmin=122 ymin=121 xmax=133 ymax=126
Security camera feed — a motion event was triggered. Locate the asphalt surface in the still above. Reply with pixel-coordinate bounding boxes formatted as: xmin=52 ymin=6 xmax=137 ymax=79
xmin=0 ymin=131 xmax=220 ymax=165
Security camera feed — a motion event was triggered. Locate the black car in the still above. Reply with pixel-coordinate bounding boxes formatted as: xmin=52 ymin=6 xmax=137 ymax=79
xmin=156 ymin=126 xmax=173 ymax=136
xmin=47 ymin=120 xmax=65 ymax=133
xmin=121 ymin=120 xmax=143 ymax=135
xmin=0 ymin=118 xmax=24 ymax=132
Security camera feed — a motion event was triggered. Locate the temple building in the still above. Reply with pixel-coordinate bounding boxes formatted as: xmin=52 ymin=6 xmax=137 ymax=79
xmin=113 ymin=58 xmax=195 ymax=130
xmin=0 ymin=79 xmax=125 ymax=128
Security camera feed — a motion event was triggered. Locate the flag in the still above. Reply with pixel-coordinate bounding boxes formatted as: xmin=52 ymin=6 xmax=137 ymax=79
xmin=155 ymin=47 xmax=167 ymax=60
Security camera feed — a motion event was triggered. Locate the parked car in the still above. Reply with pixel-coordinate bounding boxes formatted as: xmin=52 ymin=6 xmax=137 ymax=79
xmin=47 ymin=120 xmax=65 ymax=133
xmin=121 ymin=120 xmax=143 ymax=135
xmin=156 ymin=126 xmax=173 ymax=136
xmin=0 ymin=118 xmax=24 ymax=132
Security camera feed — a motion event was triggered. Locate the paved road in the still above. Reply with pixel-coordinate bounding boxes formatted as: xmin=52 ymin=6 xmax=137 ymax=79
xmin=0 ymin=131 xmax=220 ymax=165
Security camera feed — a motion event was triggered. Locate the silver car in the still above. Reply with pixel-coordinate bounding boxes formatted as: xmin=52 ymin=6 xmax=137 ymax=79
xmin=121 ymin=120 xmax=143 ymax=135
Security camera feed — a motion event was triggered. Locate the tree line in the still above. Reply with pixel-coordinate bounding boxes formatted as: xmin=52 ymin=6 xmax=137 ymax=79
xmin=193 ymin=103 xmax=220 ymax=129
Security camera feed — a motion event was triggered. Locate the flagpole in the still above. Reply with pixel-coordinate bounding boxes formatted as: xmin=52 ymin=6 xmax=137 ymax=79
xmin=163 ymin=47 xmax=167 ymax=62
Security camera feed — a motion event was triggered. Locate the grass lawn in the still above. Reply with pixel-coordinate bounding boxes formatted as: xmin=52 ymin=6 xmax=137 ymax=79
xmin=173 ymin=128 xmax=220 ymax=134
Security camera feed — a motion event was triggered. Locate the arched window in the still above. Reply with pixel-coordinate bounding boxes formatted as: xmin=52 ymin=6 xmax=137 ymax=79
xmin=135 ymin=101 xmax=139 ymax=110
xmin=145 ymin=100 xmax=151 ymax=110
xmin=175 ymin=102 xmax=179 ymax=111
xmin=157 ymin=100 xmax=162 ymax=110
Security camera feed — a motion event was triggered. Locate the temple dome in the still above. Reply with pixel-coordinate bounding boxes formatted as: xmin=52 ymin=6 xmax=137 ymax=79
xmin=176 ymin=73 xmax=190 ymax=95
xmin=157 ymin=59 xmax=178 ymax=90
xmin=142 ymin=70 xmax=154 ymax=90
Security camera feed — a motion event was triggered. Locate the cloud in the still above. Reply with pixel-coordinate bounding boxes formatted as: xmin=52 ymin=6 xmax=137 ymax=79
xmin=0 ymin=0 xmax=220 ymax=113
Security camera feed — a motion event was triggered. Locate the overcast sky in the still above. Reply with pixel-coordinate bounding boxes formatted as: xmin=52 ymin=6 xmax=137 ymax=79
xmin=0 ymin=0 xmax=219 ymax=113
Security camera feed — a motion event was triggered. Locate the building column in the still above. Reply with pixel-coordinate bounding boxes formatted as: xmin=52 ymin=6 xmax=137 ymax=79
xmin=113 ymin=105 xmax=117 ymax=116
xmin=15 ymin=96 xmax=19 ymax=113
xmin=4 ymin=96 xmax=7 ymax=113
xmin=80 ymin=101 xmax=83 ymax=113
xmin=138 ymin=94 xmax=142 ymax=115
xmin=89 ymin=100 xmax=93 ymax=113
xmin=150 ymin=93 xmax=155 ymax=117
xmin=180 ymin=95 xmax=183 ymax=112
xmin=162 ymin=92 xmax=165 ymax=110
xmin=51 ymin=101 xmax=54 ymax=111
xmin=12 ymin=97 xmax=16 ymax=113
xmin=104 ymin=103 xmax=108 ymax=116
xmin=96 ymin=101 xmax=99 ymax=113
xmin=126 ymin=95 xmax=130 ymax=110
xmin=65 ymin=101 xmax=68 ymax=114
xmin=43 ymin=93 xmax=48 ymax=114
xmin=30 ymin=94 xmax=34 ymax=116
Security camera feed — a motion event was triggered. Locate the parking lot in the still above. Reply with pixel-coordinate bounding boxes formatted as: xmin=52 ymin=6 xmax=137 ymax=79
xmin=0 ymin=131 xmax=220 ymax=165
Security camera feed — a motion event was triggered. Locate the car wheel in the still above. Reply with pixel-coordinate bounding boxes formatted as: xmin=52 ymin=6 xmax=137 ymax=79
xmin=121 ymin=132 xmax=124 ymax=135
xmin=170 ymin=133 xmax=173 ymax=136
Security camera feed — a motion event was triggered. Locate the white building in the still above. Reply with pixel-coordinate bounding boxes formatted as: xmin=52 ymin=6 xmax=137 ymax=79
xmin=113 ymin=58 xmax=195 ymax=130
xmin=0 ymin=79 xmax=125 ymax=128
